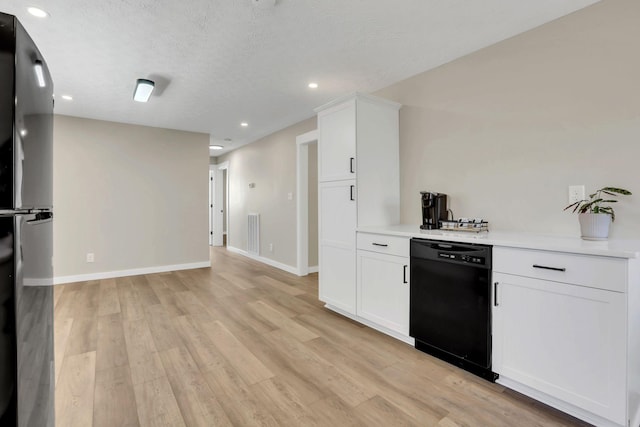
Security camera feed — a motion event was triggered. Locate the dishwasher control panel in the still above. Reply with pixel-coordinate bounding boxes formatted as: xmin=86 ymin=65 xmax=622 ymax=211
xmin=438 ymin=252 xmax=485 ymax=264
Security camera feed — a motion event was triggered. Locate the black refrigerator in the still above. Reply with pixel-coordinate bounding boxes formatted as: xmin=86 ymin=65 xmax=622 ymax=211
xmin=0 ymin=12 xmax=55 ymax=427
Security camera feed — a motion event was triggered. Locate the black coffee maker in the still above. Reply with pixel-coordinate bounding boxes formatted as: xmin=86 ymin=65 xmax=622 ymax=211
xmin=420 ymin=191 xmax=448 ymax=230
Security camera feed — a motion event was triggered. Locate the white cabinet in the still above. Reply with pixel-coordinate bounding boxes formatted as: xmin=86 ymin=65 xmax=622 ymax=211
xmin=492 ymin=246 xmax=634 ymax=427
xmin=356 ymin=238 xmax=409 ymax=339
xmin=317 ymin=99 xmax=356 ymax=182
xmin=319 ymin=181 xmax=356 ymax=313
xmin=315 ymin=93 xmax=400 ymax=316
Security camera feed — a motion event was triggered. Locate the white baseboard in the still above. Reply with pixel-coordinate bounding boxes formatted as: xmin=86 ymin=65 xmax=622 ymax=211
xmin=53 ymin=260 xmax=211 ymax=285
xmin=226 ymin=246 xmax=298 ymax=275
xmin=308 ymin=266 xmax=319 ymax=274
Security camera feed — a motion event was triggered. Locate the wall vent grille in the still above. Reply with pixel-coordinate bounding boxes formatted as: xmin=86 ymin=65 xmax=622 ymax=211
xmin=248 ymin=213 xmax=260 ymax=255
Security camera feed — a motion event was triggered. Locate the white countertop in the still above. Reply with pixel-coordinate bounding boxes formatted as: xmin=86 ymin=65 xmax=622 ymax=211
xmin=357 ymin=224 xmax=640 ymax=259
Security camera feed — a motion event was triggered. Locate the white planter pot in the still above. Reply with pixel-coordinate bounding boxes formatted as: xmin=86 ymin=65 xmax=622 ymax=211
xmin=578 ymin=213 xmax=611 ymax=240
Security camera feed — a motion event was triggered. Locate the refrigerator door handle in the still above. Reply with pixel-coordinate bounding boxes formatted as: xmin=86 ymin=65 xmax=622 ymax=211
xmin=26 ymin=211 xmax=53 ymax=224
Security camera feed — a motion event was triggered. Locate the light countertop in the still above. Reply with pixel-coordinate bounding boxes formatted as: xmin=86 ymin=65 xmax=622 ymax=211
xmin=357 ymin=224 xmax=640 ymax=259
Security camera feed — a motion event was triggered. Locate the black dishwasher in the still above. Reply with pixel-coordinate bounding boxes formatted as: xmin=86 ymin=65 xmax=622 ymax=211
xmin=410 ymin=238 xmax=497 ymax=381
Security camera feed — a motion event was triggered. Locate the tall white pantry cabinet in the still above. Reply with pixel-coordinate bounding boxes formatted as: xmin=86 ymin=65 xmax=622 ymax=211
xmin=314 ymin=93 xmax=401 ymax=315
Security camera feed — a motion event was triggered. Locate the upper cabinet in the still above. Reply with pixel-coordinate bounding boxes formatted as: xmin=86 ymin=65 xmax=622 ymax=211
xmin=315 ymin=92 xmax=401 ymax=227
xmin=317 ymin=99 xmax=356 ymax=182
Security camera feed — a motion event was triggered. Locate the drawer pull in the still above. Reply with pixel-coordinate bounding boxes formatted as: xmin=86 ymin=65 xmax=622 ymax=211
xmin=350 ymin=157 xmax=355 ymax=173
xmin=533 ymin=264 xmax=566 ymax=272
xmin=494 ymin=282 xmax=499 ymax=306
xmin=372 ymin=243 xmax=388 ymax=247
xmin=403 ymin=265 xmax=408 ymax=284
xmin=349 ymin=185 xmax=355 ymax=201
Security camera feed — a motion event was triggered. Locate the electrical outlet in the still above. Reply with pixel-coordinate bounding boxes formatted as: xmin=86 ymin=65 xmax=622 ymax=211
xmin=269 ymin=243 xmax=274 ymax=252
xmin=86 ymin=252 xmax=95 ymax=263
xmin=568 ymin=185 xmax=585 ymax=204
xmin=287 ymin=192 xmax=293 ymax=201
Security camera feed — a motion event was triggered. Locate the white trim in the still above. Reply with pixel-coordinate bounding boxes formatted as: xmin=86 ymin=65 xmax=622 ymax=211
xmin=314 ymin=92 xmax=401 ymax=113
xmin=227 ymin=245 xmax=299 ymax=275
xmin=308 ymin=266 xmax=319 ymax=274
xmin=296 ymin=129 xmax=318 ymax=277
xmin=53 ymin=261 xmax=211 ymax=285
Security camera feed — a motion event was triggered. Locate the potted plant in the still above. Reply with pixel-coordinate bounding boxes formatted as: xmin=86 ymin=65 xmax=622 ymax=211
xmin=564 ymin=186 xmax=632 ymax=240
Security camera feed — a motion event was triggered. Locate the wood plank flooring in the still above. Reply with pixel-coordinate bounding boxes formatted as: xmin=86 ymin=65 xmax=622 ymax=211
xmin=54 ymin=247 xmax=589 ymax=427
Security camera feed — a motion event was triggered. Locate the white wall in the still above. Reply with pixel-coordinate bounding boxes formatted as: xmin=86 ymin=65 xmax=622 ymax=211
xmin=209 ymin=0 xmax=640 ymax=275
xmin=375 ymin=0 xmax=640 ymax=238
xmin=53 ymin=115 xmax=210 ymax=280
xmin=216 ymin=118 xmax=316 ymax=268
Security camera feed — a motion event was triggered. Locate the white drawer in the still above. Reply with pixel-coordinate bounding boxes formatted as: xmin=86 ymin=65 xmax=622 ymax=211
xmin=357 ymin=232 xmax=409 ymax=258
xmin=493 ymin=246 xmax=627 ymax=293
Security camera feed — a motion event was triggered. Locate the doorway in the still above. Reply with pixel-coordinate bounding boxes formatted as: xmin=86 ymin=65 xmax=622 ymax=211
xmin=211 ymin=161 xmax=229 ymax=247
xmin=296 ymin=129 xmax=318 ymax=276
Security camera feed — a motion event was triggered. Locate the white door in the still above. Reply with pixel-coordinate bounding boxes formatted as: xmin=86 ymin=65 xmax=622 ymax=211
xmin=212 ymin=167 xmax=224 ymax=246
xmin=318 ymin=100 xmax=356 ymax=182
xmin=357 ymin=250 xmax=409 ymax=335
xmin=209 ymin=169 xmax=214 ymax=245
xmin=319 ymin=180 xmax=356 ymax=313
xmin=492 ymin=272 xmax=626 ymax=424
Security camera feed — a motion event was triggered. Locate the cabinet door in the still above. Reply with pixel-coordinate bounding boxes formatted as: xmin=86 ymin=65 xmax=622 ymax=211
xmin=357 ymin=250 xmax=409 ymax=335
xmin=318 ymin=100 xmax=356 ymax=182
xmin=319 ymin=181 xmax=356 ymax=313
xmin=492 ymin=272 xmax=626 ymax=424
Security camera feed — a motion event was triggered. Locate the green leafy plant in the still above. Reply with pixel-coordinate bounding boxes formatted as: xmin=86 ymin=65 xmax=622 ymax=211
xmin=564 ymin=187 xmax=632 ymax=221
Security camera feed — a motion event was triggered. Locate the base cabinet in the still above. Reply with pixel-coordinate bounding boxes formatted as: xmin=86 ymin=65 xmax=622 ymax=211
xmin=493 ymin=247 xmax=631 ymax=427
xmin=357 ymin=250 xmax=409 ymax=336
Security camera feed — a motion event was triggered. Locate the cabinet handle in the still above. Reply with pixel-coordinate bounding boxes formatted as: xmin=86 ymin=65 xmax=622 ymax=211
xmin=372 ymin=243 xmax=388 ymax=247
xmin=349 ymin=157 xmax=355 ymax=173
xmin=350 ymin=185 xmax=355 ymax=201
xmin=494 ymin=282 xmax=499 ymax=306
xmin=532 ymin=264 xmax=566 ymax=272
xmin=403 ymin=265 xmax=408 ymax=284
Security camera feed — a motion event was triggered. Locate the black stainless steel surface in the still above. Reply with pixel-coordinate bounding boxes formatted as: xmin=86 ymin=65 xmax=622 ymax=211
xmin=410 ymin=238 xmax=497 ymax=381
xmin=0 ymin=12 xmax=55 ymax=427
xmin=420 ymin=192 xmax=447 ymax=230
xmin=0 ymin=12 xmax=54 ymax=211
xmin=0 ymin=214 xmax=54 ymax=426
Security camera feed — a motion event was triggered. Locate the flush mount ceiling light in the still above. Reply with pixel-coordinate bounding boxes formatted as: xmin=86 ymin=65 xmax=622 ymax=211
xmin=308 ymin=82 xmax=318 ymax=89
xmin=133 ymin=78 xmax=154 ymax=102
xmin=240 ymin=122 xmax=248 ymax=127
xmin=210 ymin=145 xmax=224 ymax=150
xmin=34 ymin=60 xmax=46 ymax=87
xmin=27 ymin=7 xmax=49 ymax=18
xmin=61 ymin=95 xmax=73 ymax=101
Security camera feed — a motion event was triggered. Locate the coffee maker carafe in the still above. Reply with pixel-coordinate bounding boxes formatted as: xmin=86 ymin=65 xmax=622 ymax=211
xmin=420 ymin=191 xmax=447 ymax=230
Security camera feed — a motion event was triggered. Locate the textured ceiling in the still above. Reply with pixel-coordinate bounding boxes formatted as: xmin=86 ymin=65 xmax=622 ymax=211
xmin=2 ymin=0 xmax=598 ymax=156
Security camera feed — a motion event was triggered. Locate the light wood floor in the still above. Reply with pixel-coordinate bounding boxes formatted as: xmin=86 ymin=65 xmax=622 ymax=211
xmin=53 ymin=247 xmax=588 ymax=427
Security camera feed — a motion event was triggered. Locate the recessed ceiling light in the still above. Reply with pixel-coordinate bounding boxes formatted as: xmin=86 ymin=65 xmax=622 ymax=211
xmin=240 ymin=122 xmax=248 ymax=127
xmin=210 ymin=145 xmax=224 ymax=150
xmin=61 ymin=95 xmax=73 ymax=101
xmin=308 ymin=82 xmax=318 ymax=89
xmin=27 ymin=7 xmax=49 ymax=18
